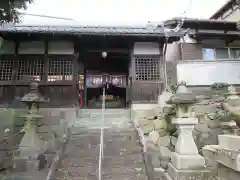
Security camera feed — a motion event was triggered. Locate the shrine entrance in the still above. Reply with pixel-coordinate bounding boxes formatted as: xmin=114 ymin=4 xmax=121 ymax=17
xmin=82 ymin=51 xmax=129 ymax=108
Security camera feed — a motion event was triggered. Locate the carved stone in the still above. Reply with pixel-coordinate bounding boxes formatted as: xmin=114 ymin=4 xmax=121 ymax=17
xmin=14 ymin=82 xmax=49 ymax=172
xmin=164 ymin=82 xmax=208 ymax=180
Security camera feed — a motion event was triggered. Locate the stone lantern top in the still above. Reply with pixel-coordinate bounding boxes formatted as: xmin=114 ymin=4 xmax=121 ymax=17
xmin=166 ymin=81 xmax=197 ymax=105
xmin=225 ymin=85 xmax=240 ymax=99
xmin=224 ymin=85 xmax=240 ymax=108
xmin=21 ymin=82 xmax=48 ymax=109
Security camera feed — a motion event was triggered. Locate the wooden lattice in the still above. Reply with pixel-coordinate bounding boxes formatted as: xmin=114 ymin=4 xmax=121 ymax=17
xmin=48 ymin=55 xmax=73 ymax=82
xmin=133 ymin=56 xmax=161 ymax=81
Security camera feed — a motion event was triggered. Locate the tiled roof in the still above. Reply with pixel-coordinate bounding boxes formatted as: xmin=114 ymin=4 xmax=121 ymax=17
xmin=210 ymin=0 xmax=235 ymax=19
xmin=0 ymin=23 xmax=182 ymax=37
xmin=163 ymin=17 xmax=238 ymax=31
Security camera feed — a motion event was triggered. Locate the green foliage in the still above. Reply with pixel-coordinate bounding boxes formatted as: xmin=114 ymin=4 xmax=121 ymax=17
xmin=211 ymin=82 xmax=229 ymax=96
xmin=166 ymin=124 xmax=177 ymax=136
xmin=164 ymin=114 xmax=177 ymax=136
xmin=0 ymin=0 xmax=34 ymax=24
xmin=168 ymin=84 xmax=178 ymax=94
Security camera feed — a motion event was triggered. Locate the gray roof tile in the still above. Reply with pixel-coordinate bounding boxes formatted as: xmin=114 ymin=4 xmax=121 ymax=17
xmin=0 ymin=24 xmax=183 ymax=37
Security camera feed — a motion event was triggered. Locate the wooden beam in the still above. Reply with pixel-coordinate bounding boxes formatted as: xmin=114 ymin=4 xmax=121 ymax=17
xmin=43 ymin=41 xmax=49 ymax=82
xmin=85 ymin=48 xmax=129 ymax=53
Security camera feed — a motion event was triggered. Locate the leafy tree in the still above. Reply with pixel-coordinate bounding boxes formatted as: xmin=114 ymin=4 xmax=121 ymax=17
xmin=0 ymin=0 xmax=33 ymax=24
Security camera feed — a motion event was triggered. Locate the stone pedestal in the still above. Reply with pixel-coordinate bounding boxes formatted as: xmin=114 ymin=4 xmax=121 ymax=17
xmin=166 ymin=163 xmax=216 ymax=180
xmin=165 ymin=117 xmax=212 ymax=180
xmin=13 ymin=158 xmax=40 ymax=172
xmin=171 ymin=117 xmax=205 ymax=169
xmin=203 ymin=135 xmax=240 ymax=180
xmin=14 ymin=114 xmax=45 ymax=171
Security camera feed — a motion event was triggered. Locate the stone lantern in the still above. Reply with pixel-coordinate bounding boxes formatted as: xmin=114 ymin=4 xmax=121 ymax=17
xmin=165 ymin=81 xmax=207 ymax=180
xmin=166 ymin=81 xmax=197 ymax=118
xmin=20 ymin=82 xmax=48 ymax=112
xmin=14 ymin=82 xmax=49 ymax=171
xmin=222 ymin=85 xmax=240 ymax=131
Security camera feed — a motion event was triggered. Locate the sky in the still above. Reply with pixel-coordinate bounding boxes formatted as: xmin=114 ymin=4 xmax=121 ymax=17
xmin=21 ymin=0 xmax=229 ymax=25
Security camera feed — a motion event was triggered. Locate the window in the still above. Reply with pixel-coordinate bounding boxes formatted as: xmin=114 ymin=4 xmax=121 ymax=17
xmin=203 ymin=48 xmax=215 ymax=60
xmin=230 ymin=48 xmax=240 ymax=59
xmin=215 ymin=48 xmax=229 ymax=59
xmin=134 ymin=56 xmax=161 ymax=81
xmin=48 ymin=56 xmax=73 ymax=82
xmin=202 ymin=48 xmax=229 ymax=60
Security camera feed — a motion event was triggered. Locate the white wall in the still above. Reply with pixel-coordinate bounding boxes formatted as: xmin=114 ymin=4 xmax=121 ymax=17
xmin=165 ymin=43 xmax=181 ymax=61
xmin=0 ymin=41 xmax=15 ymax=54
xmin=0 ymin=41 xmax=75 ymax=54
xmin=48 ymin=41 xmax=74 ymax=54
xmin=133 ymin=42 xmax=161 ymax=55
xmin=177 ymin=61 xmax=240 ymax=85
xmin=19 ymin=41 xmax=45 ymax=54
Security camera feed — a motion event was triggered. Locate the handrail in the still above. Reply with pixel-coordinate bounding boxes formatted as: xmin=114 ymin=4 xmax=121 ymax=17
xmin=98 ymin=87 xmax=105 ymax=180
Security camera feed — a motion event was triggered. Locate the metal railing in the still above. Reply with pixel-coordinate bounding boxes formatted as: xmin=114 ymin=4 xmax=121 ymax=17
xmin=98 ymin=87 xmax=105 ymax=180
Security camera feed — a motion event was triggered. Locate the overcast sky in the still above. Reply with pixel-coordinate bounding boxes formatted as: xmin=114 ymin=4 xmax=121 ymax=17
xmin=21 ymin=0 xmax=228 ymax=25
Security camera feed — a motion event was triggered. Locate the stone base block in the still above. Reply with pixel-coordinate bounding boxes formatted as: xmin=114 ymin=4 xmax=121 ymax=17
xmin=171 ymin=152 xmax=205 ymax=170
xmin=165 ymin=163 xmax=217 ymax=180
xmin=218 ymin=134 xmax=240 ymax=149
xmin=154 ymin=167 xmax=166 ymax=180
xmin=13 ymin=157 xmax=39 ymax=172
xmin=218 ymin=164 xmax=240 ymax=180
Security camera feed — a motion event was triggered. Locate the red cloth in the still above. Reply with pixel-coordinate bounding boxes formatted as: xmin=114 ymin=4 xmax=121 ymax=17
xmin=79 ymin=90 xmax=83 ymax=108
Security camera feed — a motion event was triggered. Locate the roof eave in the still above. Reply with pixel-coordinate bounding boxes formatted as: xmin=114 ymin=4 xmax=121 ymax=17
xmin=0 ymin=30 xmax=183 ymax=43
xmin=0 ymin=28 xmax=183 ymax=36
xmin=210 ymin=0 xmax=236 ymax=19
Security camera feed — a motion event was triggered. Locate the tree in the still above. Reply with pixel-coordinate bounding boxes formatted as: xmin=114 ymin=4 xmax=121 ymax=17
xmin=0 ymin=0 xmax=33 ymax=24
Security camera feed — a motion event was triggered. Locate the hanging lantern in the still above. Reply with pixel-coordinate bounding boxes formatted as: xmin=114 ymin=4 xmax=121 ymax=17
xmin=102 ymin=52 xmax=107 ymax=59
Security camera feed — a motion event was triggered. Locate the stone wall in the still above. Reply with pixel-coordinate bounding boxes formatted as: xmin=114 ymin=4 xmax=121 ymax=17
xmin=131 ymin=87 xmax=239 ymax=179
xmin=0 ymin=108 xmax=77 ymax=169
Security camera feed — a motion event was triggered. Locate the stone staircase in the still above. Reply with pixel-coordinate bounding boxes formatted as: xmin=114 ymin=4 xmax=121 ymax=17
xmin=55 ymin=109 xmax=148 ymax=180
xmin=73 ymin=109 xmax=132 ymax=129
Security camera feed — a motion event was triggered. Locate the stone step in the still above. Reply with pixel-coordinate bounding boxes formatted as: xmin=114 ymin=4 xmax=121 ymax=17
xmin=77 ymin=111 xmax=130 ymax=117
xmin=74 ymin=120 xmax=131 ymax=124
xmin=57 ymin=164 xmax=146 ymax=175
xmin=72 ymin=124 xmax=133 ymax=129
xmin=66 ymin=149 xmax=142 ymax=158
xmin=78 ymin=113 xmax=130 ymax=117
xmin=70 ymin=127 xmax=136 ymax=135
xmin=74 ymin=116 xmax=131 ymax=121
xmin=56 ymin=174 xmax=147 ymax=180
xmin=7 ymin=170 xmax=48 ymax=180
xmin=71 ymin=132 xmax=139 ymax=140
xmin=75 ymin=119 xmax=130 ymax=123
xmin=69 ymin=139 xmax=139 ymax=146
xmin=71 ymin=125 xmax=133 ymax=130
xmin=78 ymin=109 xmax=129 ymax=112
xmin=61 ymin=154 xmax=144 ymax=167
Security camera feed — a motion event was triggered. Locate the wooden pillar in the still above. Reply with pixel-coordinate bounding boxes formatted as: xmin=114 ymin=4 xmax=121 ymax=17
xmin=72 ymin=52 xmax=79 ymax=82
xmin=73 ymin=52 xmax=79 ymax=107
xmin=43 ymin=41 xmax=49 ymax=83
xmin=11 ymin=40 xmax=19 ymax=81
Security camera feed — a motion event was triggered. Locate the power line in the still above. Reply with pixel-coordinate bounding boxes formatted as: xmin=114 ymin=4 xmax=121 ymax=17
xmin=19 ymin=12 xmax=76 ymax=21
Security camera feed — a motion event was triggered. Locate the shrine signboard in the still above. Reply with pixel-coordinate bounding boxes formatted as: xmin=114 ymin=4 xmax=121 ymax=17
xmin=86 ymin=73 xmax=127 ymax=88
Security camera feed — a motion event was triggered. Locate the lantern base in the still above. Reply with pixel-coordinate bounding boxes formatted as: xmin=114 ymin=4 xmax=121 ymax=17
xmin=171 ymin=152 xmax=205 ymax=170
xmin=165 ymin=163 xmax=214 ymax=180
xmin=13 ymin=157 xmax=40 ymax=172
